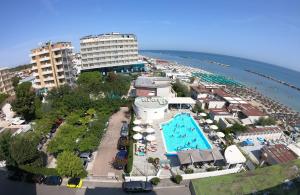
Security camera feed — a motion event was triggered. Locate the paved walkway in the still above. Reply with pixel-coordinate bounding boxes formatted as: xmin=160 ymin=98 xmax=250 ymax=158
xmin=90 ymin=107 xmax=130 ymax=178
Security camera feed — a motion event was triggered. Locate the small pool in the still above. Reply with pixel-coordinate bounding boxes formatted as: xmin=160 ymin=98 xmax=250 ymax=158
xmin=161 ymin=113 xmax=212 ymax=154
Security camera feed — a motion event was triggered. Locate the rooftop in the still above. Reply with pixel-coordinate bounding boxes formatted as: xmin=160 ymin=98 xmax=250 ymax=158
xmin=224 ymin=145 xmax=246 ymax=164
xmin=134 ymin=76 xmax=171 ymax=88
xmin=80 ymin=32 xmax=136 ymax=40
xmin=209 ymin=108 xmax=232 ymax=116
xmin=261 ymin=144 xmax=297 ymax=164
xmin=239 ymin=104 xmax=266 ymax=117
xmin=134 ymin=96 xmax=168 ymax=109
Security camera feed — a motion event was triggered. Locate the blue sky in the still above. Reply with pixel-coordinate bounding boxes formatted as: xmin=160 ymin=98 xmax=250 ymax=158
xmin=0 ymin=0 xmax=300 ymax=71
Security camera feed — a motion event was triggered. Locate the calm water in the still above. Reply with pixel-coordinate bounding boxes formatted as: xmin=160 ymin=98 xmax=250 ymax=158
xmin=161 ymin=113 xmax=211 ymax=153
xmin=141 ymin=50 xmax=300 ymax=112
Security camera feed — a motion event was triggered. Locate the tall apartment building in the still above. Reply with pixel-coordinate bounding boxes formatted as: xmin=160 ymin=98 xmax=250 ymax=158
xmin=0 ymin=67 xmax=14 ymax=95
xmin=30 ymin=42 xmax=74 ymax=90
xmin=80 ymin=32 xmax=144 ymax=73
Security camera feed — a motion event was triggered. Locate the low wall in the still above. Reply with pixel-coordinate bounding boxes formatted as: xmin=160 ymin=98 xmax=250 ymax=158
xmin=125 ymin=165 xmax=242 ymax=181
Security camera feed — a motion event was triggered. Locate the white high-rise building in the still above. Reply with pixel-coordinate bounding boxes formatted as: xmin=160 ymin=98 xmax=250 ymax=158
xmin=80 ymin=32 xmax=144 ymax=73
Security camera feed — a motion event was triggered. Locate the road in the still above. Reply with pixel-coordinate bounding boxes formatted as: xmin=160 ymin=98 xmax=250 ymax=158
xmin=0 ymin=177 xmax=191 ymax=195
xmin=90 ymin=107 xmax=130 ymax=178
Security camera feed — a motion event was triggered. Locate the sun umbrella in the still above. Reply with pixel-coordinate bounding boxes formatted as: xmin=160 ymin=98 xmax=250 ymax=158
xmin=146 ymin=127 xmax=155 ymax=134
xmin=133 ymin=126 xmax=143 ymax=132
xmin=210 ymin=125 xmax=218 ymax=130
xmin=200 ymin=112 xmax=207 ymax=117
xmin=133 ymin=133 xmax=143 ymax=140
xmin=205 ymin=119 xmax=213 ymax=124
xmin=133 ymin=119 xmax=141 ymax=125
xmin=145 ymin=134 xmax=156 ymax=141
xmin=215 ymin=132 xmax=224 ymax=137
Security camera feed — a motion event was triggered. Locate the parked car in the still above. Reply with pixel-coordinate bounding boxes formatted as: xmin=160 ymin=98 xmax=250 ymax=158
xmin=80 ymin=152 xmax=92 ymax=162
xmin=117 ymin=136 xmax=128 ymax=150
xmin=122 ymin=181 xmax=153 ymax=193
xmin=113 ymin=150 xmax=128 ymax=170
xmin=43 ymin=176 xmax=62 ymax=186
xmin=67 ymin=178 xmax=83 ymax=188
xmin=120 ymin=122 xmax=129 ymax=137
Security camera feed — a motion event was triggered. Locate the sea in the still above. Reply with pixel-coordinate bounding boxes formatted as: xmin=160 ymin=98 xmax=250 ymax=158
xmin=140 ymin=50 xmax=300 ymax=112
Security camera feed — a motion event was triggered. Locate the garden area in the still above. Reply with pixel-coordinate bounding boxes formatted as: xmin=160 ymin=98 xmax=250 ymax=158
xmin=0 ymin=71 xmax=133 ymax=178
xmin=191 ymin=159 xmax=300 ymax=195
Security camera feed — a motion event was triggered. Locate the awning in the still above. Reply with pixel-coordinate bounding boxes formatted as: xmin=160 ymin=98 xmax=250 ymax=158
xmin=224 ymin=145 xmax=246 ymax=164
xmin=168 ymin=97 xmax=196 ymax=105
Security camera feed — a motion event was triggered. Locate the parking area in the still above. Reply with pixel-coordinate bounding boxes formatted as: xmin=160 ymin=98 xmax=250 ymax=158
xmin=90 ymin=107 xmax=130 ymax=178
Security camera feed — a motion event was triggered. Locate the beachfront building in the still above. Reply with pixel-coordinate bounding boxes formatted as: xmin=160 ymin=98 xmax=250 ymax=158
xmin=133 ymin=96 xmax=168 ymax=123
xmin=30 ymin=41 xmax=75 ymax=90
xmin=0 ymin=67 xmax=14 ymax=95
xmin=236 ymin=126 xmax=283 ymax=141
xmin=260 ymin=144 xmax=297 ymax=166
xmin=80 ymin=32 xmax=144 ymax=73
xmin=209 ymin=108 xmax=233 ymax=122
xmin=134 ymin=76 xmax=175 ymax=98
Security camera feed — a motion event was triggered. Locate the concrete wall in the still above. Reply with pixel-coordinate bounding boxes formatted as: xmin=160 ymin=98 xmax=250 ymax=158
xmin=133 ymin=104 xmax=168 ymax=122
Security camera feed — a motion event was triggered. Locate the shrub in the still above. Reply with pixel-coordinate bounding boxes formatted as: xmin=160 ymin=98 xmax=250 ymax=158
xmin=206 ymin=167 xmax=217 ymax=172
xmin=20 ymin=165 xmax=58 ymax=176
xmin=172 ymin=174 xmax=183 ymax=184
xmin=184 ymin=168 xmax=194 ymax=174
xmin=150 ymin=177 xmax=160 ymax=185
xmin=125 ymin=140 xmax=133 ymax=173
xmin=147 ymin=157 xmax=154 ymax=163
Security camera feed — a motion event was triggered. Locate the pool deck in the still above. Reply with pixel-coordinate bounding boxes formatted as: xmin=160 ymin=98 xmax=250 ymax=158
xmin=132 ymin=110 xmax=213 ymax=177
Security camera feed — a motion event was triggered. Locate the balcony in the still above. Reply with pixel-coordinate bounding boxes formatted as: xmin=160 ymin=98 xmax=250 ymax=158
xmin=30 ymin=59 xmax=37 ymax=63
xmin=43 ymin=77 xmax=54 ymax=82
xmin=40 ymin=57 xmax=50 ymax=61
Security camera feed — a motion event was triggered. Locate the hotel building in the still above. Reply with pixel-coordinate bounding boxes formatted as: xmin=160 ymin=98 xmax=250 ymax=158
xmin=80 ymin=33 xmax=144 ymax=73
xmin=0 ymin=67 xmax=14 ymax=95
xmin=30 ymin=42 xmax=75 ymax=90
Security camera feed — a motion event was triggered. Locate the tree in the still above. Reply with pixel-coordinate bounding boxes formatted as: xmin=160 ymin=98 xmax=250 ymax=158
xmin=11 ymin=82 xmax=36 ymax=120
xmin=10 ymin=134 xmax=41 ymax=166
xmin=56 ymin=151 xmax=86 ymax=178
xmin=11 ymin=76 xmax=21 ymax=89
xmin=0 ymin=131 xmax=14 ymax=165
xmin=107 ymin=72 xmax=118 ymax=82
xmin=224 ymin=123 xmax=247 ymax=135
xmin=0 ymin=93 xmax=9 ymax=105
xmin=172 ymin=79 xmax=190 ymax=97
xmin=255 ymin=117 xmax=276 ymax=126
xmin=77 ymin=71 xmax=102 ymax=94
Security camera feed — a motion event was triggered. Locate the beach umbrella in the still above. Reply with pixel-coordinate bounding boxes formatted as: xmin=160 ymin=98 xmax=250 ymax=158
xmin=133 ymin=119 xmax=142 ymax=125
xmin=133 ymin=126 xmax=143 ymax=132
xmin=205 ymin=119 xmax=213 ymax=124
xmin=216 ymin=132 xmax=225 ymax=138
xmin=210 ymin=125 xmax=218 ymax=130
xmin=146 ymin=134 xmax=156 ymax=142
xmin=133 ymin=133 xmax=143 ymax=140
xmin=146 ymin=127 xmax=155 ymax=134
xmin=199 ymin=112 xmax=207 ymax=117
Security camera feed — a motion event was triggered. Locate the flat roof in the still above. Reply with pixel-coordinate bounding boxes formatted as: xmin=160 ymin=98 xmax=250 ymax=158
xmin=135 ymin=76 xmax=171 ymax=88
xmin=239 ymin=104 xmax=266 ymax=116
xmin=134 ymin=97 xmax=168 ymax=109
xmin=224 ymin=145 xmax=246 ymax=164
xmin=168 ymin=97 xmax=196 ymax=104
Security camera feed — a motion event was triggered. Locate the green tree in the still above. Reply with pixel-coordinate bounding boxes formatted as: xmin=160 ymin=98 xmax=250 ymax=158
xmin=11 ymin=82 xmax=36 ymax=120
xmin=224 ymin=123 xmax=247 ymax=135
xmin=10 ymin=134 xmax=41 ymax=166
xmin=0 ymin=93 xmax=9 ymax=105
xmin=172 ymin=79 xmax=190 ymax=97
xmin=56 ymin=151 xmax=86 ymax=178
xmin=0 ymin=131 xmax=14 ymax=165
xmin=11 ymin=76 xmax=21 ymax=89
xmin=77 ymin=71 xmax=102 ymax=94
xmin=255 ymin=117 xmax=276 ymax=126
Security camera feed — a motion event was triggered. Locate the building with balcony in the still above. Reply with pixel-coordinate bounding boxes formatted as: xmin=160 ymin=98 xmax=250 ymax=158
xmin=30 ymin=42 xmax=75 ymax=90
xmin=0 ymin=67 xmax=14 ymax=95
xmin=80 ymin=32 xmax=144 ymax=73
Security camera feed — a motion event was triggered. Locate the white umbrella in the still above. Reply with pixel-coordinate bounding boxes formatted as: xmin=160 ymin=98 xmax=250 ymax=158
xmin=210 ymin=125 xmax=218 ymax=130
xmin=146 ymin=127 xmax=155 ymax=134
xmin=205 ymin=119 xmax=213 ymax=124
xmin=145 ymin=134 xmax=156 ymax=141
xmin=133 ymin=126 xmax=143 ymax=132
xmin=133 ymin=119 xmax=141 ymax=125
xmin=133 ymin=133 xmax=143 ymax=140
xmin=200 ymin=112 xmax=207 ymax=117
xmin=146 ymin=119 xmax=153 ymax=125
xmin=216 ymin=131 xmax=225 ymax=138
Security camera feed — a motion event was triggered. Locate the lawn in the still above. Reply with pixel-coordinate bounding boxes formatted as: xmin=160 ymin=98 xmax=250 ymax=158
xmin=191 ymin=160 xmax=300 ymax=195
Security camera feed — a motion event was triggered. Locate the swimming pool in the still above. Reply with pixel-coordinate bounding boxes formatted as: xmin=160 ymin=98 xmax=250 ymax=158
xmin=161 ymin=113 xmax=212 ymax=154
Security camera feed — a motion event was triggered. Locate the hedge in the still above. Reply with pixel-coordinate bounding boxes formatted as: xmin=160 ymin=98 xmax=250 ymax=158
xmin=125 ymin=109 xmax=134 ymax=174
xmin=19 ymin=165 xmax=58 ymax=176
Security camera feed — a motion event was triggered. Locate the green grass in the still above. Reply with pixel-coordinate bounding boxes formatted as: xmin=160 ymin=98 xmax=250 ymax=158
xmin=191 ymin=160 xmax=300 ymax=195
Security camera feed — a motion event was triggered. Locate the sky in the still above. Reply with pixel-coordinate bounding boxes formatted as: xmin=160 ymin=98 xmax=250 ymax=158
xmin=0 ymin=0 xmax=300 ymax=71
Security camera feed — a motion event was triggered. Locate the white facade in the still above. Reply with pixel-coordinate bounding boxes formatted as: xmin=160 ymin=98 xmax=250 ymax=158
xmin=134 ymin=97 xmax=168 ymax=122
xmin=80 ymin=32 xmax=140 ymax=71
xmin=0 ymin=67 xmax=14 ymax=95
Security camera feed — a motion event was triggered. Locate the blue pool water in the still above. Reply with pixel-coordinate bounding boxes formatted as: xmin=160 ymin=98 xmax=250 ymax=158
xmin=161 ymin=113 xmax=212 ymax=153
